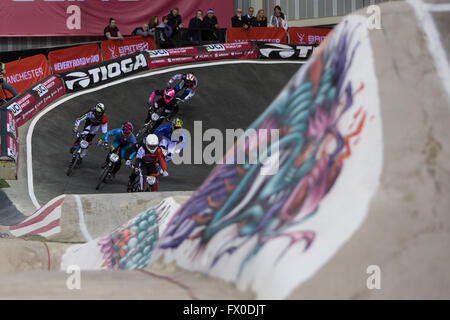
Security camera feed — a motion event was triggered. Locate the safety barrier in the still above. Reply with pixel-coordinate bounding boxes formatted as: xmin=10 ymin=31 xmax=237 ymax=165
xmin=0 ymin=34 xmax=317 ymax=180
xmin=0 ymin=108 xmax=18 ymax=180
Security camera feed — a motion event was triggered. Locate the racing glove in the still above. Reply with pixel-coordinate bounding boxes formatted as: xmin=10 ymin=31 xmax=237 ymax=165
xmin=162 ymin=170 xmax=169 ymax=177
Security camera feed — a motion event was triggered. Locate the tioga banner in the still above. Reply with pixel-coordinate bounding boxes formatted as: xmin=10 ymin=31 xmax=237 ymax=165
xmin=288 ymin=27 xmax=332 ymax=45
xmin=2 ymin=54 xmax=51 ymax=98
xmin=256 ymin=43 xmax=316 ymax=60
xmin=0 ymin=0 xmax=233 ymax=36
xmin=226 ymin=27 xmax=287 ymax=43
xmin=61 ymin=51 xmax=149 ymax=92
xmin=48 ymin=43 xmax=102 ymax=74
xmin=101 ymin=36 xmax=155 ymax=61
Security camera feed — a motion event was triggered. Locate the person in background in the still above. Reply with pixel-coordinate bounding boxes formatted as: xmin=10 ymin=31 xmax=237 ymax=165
xmin=157 ymin=16 xmax=174 ymax=48
xmin=132 ymin=23 xmax=151 ymax=37
xmin=0 ymin=61 xmax=18 ymax=98
xmin=231 ymin=8 xmax=249 ymax=30
xmin=202 ymin=8 xmax=219 ymax=41
xmin=252 ymin=9 xmax=268 ymax=27
xmin=148 ymin=16 xmax=160 ymax=37
xmin=269 ymin=5 xmax=288 ymax=30
xmin=167 ymin=7 xmax=183 ymax=39
xmin=243 ymin=7 xmax=256 ymax=28
xmin=104 ymin=17 xmax=124 ymax=40
xmin=188 ymin=10 xmax=204 ymax=42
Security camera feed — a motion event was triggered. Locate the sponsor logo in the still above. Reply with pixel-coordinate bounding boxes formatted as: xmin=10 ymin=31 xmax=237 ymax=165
xmin=6 ymin=67 xmax=44 ymax=84
xmin=64 ymin=53 xmax=147 ymax=91
xmin=109 ymin=47 xmax=117 ymax=59
xmin=53 ymin=55 xmax=100 ymax=72
xmin=118 ymin=43 xmax=149 ymax=56
xmin=259 ymin=43 xmax=313 ymax=59
xmin=205 ymin=44 xmax=226 ymax=52
xmin=6 ymin=112 xmax=17 ymax=139
xmin=295 ymin=33 xmax=327 ymax=45
xmin=7 ymin=137 xmax=17 ymax=161
xmin=148 ymin=49 xmax=170 ymax=58
xmin=7 ymin=102 xmax=22 ymax=117
xmin=32 ymin=83 xmax=49 ymax=97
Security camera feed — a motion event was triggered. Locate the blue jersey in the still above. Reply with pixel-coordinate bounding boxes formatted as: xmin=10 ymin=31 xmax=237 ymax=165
xmin=154 ymin=123 xmax=173 ymax=141
xmin=105 ymin=128 xmax=137 ymax=159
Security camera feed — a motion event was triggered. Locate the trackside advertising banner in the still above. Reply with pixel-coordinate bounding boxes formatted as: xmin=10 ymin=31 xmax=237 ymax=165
xmin=48 ymin=43 xmax=103 ymax=74
xmin=0 ymin=109 xmax=18 ymax=165
xmin=101 ymin=36 xmax=156 ymax=61
xmin=0 ymin=0 xmax=233 ymax=36
xmin=226 ymin=27 xmax=287 ymax=43
xmin=288 ymin=27 xmax=332 ymax=45
xmin=5 ymin=75 xmax=66 ymax=127
xmin=256 ymin=42 xmax=316 ymax=60
xmin=2 ymin=54 xmax=51 ymax=98
xmin=147 ymin=42 xmax=258 ymax=69
xmin=61 ymin=51 xmax=148 ymax=92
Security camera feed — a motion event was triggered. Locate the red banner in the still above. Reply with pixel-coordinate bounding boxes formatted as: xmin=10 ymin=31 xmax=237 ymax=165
xmin=102 ymin=36 xmax=156 ymax=61
xmin=48 ymin=43 xmax=102 ymax=74
xmin=6 ymin=136 xmax=18 ymax=162
xmin=6 ymin=111 xmax=17 ymax=140
xmin=0 ymin=0 xmax=233 ymax=36
xmin=226 ymin=27 xmax=287 ymax=43
xmin=288 ymin=27 xmax=332 ymax=45
xmin=6 ymin=75 xmax=66 ymax=127
xmin=2 ymin=54 xmax=51 ymax=97
xmin=147 ymin=42 xmax=258 ymax=69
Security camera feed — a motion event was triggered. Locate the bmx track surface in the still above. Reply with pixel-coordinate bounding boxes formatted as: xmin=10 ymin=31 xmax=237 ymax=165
xmin=1 ymin=0 xmax=450 ymax=300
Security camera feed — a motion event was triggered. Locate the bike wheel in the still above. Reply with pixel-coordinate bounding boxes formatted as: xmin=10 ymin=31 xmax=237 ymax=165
xmin=96 ymin=166 xmax=109 ymax=190
xmin=66 ymin=154 xmax=79 ymax=176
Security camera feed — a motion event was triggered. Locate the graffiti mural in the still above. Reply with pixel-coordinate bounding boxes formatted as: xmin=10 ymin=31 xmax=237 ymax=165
xmin=151 ymin=15 xmax=383 ymax=299
xmin=60 ymin=198 xmax=179 ymax=271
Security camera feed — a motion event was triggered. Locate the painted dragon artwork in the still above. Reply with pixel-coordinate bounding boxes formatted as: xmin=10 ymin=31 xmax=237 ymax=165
xmin=153 ymin=16 xmax=375 ymax=271
xmin=94 ymin=15 xmax=381 ymax=299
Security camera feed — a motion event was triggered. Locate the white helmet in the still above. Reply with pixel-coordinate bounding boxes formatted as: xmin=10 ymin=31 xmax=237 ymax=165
xmin=145 ymin=134 xmax=159 ymax=153
xmin=93 ymin=103 xmax=105 ymax=119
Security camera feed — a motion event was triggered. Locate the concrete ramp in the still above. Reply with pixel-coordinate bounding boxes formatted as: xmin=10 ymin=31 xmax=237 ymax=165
xmin=7 ymin=191 xmax=192 ymax=243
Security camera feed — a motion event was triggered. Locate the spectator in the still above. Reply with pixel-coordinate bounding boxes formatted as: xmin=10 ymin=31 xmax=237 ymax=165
xmin=202 ymin=9 xmax=219 ymax=41
xmin=231 ymin=8 xmax=249 ymax=30
xmin=269 ymin=5 xmax=288 ymax=30
xmin=104 ymin=17 xmax=124 ymax=40
xmin=167 ymin=8 xmax=183 ymax=38
xmin=188 ymin=10 xmax=204 ymax=41
xmin=252 ymin=9 xmax=268 ymax=27
xmin=148 ymin=15 xmax=160 ymax=37
xmin=0 ymin=61 xmax=18 ymax=98
xmin=157 ymin=16 xmax=174 ymax=48
xmin=132 ymin=23 xmax=151 ymax=37
xmin=243 ymin=7 xmax=256 ymax=27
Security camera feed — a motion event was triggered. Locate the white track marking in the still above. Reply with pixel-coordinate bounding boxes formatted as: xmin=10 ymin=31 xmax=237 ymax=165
xmin=74 ymin=195 xmax=93 ymax=242
xmin=407 ymin=0 xmax=450 ymax=104
xmin=26 ymin=60 xmax=305 ymax=209
xmin=9 ymin=206 xmax=60 ymax=237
